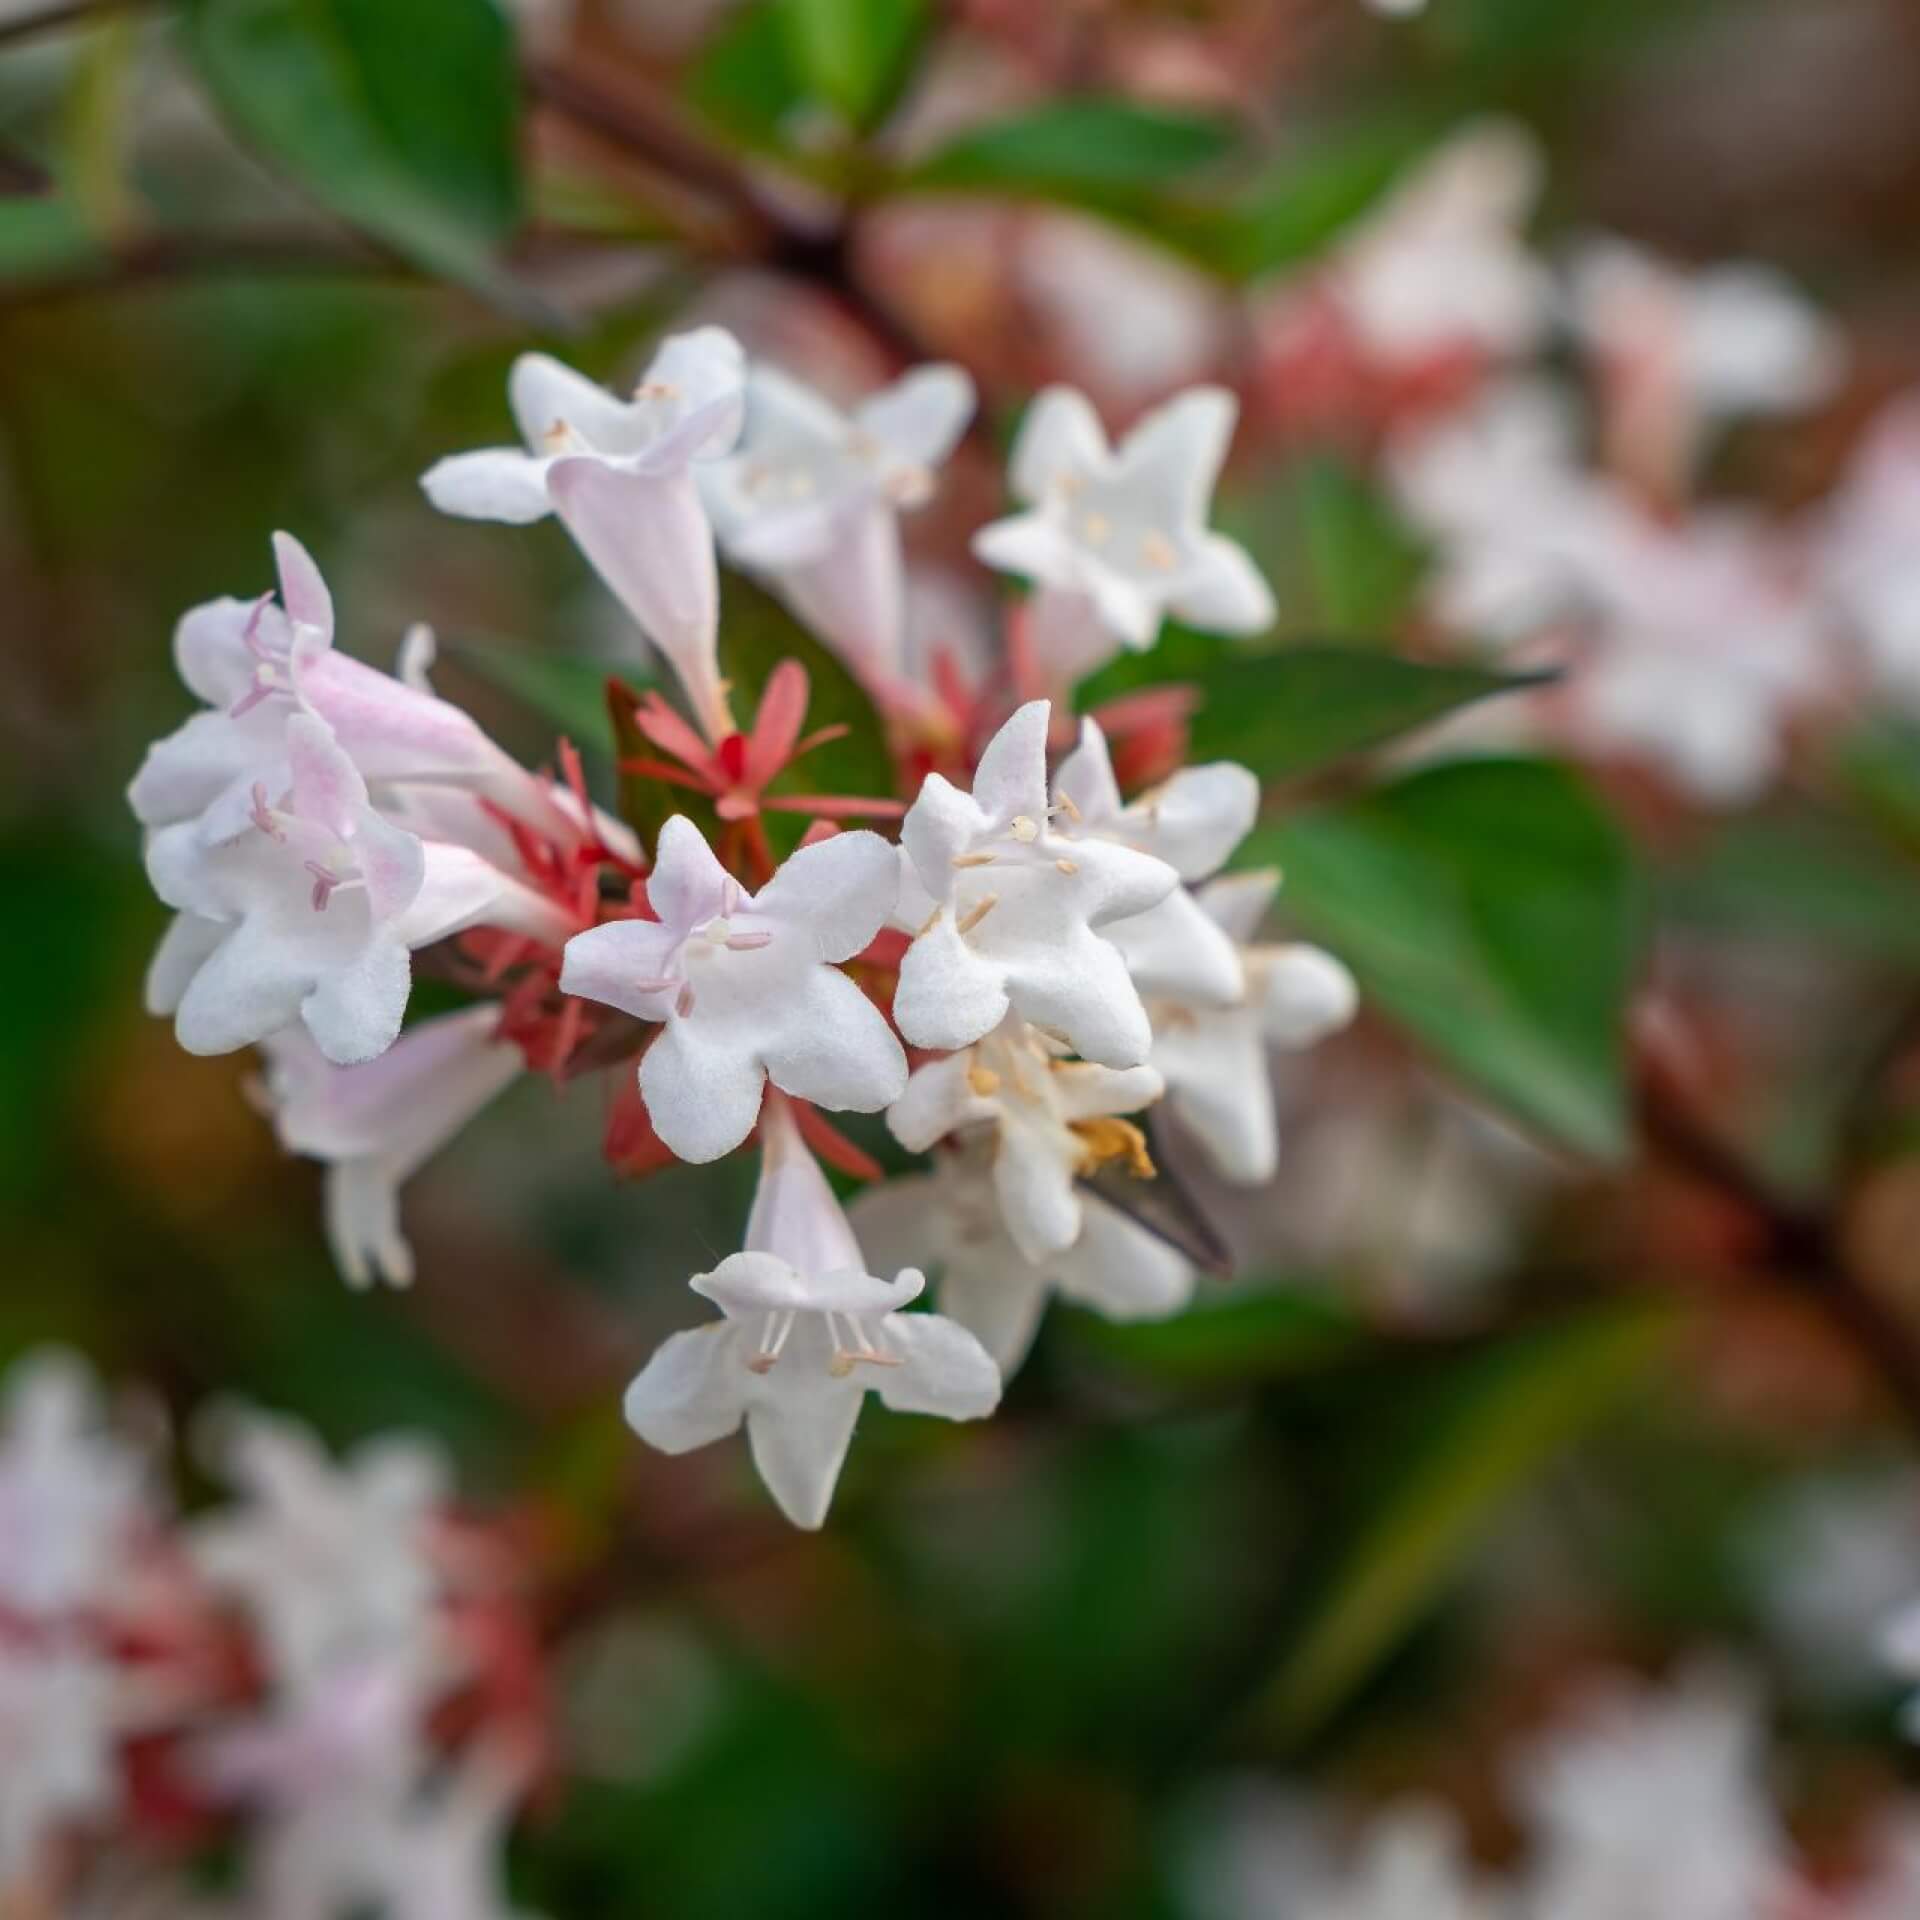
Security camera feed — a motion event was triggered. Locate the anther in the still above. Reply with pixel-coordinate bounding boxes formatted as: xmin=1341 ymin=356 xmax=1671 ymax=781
xmin=676 ymin=982 xmax=696 ymax=1018
xmin=1052 ymin=792 xmax=1082 ymax=822
xmin=952 ymin=851 xmax=996 ymax=869
xmin=724 ymin=931 xmax=773 ymax=952
xmin=967 ymin=1065 xmax=1001 ymax=1097
xmin=1082 ymin=511 xmax=1111 ymax=546
xmin=1141 ymin=529 xmax=1178 ymax=572
xmin=957 ymin=894 xmax=998 ymax=935
xmin=1008 ymin=815 xmax=1040 ymax=843
xmin=1055 ymin=858 xmax=1078 ymax=875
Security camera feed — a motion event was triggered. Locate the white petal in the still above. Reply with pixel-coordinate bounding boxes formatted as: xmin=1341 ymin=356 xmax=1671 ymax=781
xmin=640 ymin=1020 xmax=768 ymax=1163
xmin=766 ymin=503 xmax=905 ymax=686
xmin=894 ymin=912 xmax=1012 ymax=1052
xmin=1157 ymin=1006 xmax=1277 ymax=1184
xmin=624 ymin=1324 xmax=748 ymax=1454
xmin=1123 ymin=761 xmax=1260 ymax=879
xmin=876 ymin=1313 xmax=1001 ymax=1421
xmin=419 ymin=447 xmax=554 ymax=524
xmin=743 ymin=1103 xmax=868 ymax=1274
xmin=886 ymin=1052 xmax=996 ymax=1153
xmin=1013 ymin=925 xmax=1154 ymax=1068
xmin=1170 ymin=532 xmax=1277 ymax=636
xmin=856 ymin=364 xmax=976 ymax=467
xmin=1262 ymin=944 xmax=1359 ymax=1047
xmin=1114 ymin=386 xmax=1237 ymax=525
xmin=1196 ymin=868 xmax=1281 ymax=945
xmin=900 ymin=773 xmax=986 ymax=897
xmin=302 ymin=934 xmax=413 ymax=1066
xmin=753 ymin=827 xmax=900 ymax=962
xmin=172 ymin=595 xmax=256 ymax=706
xmin=759 ymin=968 xmax=908 ymax=1116
xmin=648 ymin=814 xmax=737 ymax=932
xmin=1055 ymin=1196 xmax=1195 ymax=1320
xmin=992 ymin=1124 xmax=1083 ymax=1262
xmin=507 ymin=351 xmax=637 ymax=451
xmin=1009 ymin=386 xmax=1111 ymax=504
xmin=559 ymin=918 xmax=683 ymax=1022
xmin=635 ymin=326 xmax=747 ymax=461
xmin=1106 ymin=888 xmax=1246 ymax=1007
xmin=970 ymin=699 xmax=1052 ymax=823
xmin=936 ymin=1263 xmax=1052 ymax=1377
xmin=972 ymin=511 xmax=1078 ymax=591
xmin=271 ymin=532 xmax=333 ymax=639
xmin=170 ymin=924 xmax=311 ymax=1058
xmin=744 ymin=1378 xmax=863 ymax=1529
xmin=1048 ymin=1060 xmax=1163 ymax=1123
xmin=1052 ymin=718 xmax=1124 ymax=830
xmin=145 ymin=912 xmax=225 ymax=1017
xmin=325 ymin=1158 xmax=412 ymax=1289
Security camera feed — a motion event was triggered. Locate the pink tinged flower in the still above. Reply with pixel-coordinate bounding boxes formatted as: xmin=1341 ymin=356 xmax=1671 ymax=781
xmin=1818 ymin=393 xmax=1920 ymax=712
xmin=191 ymin=1407 xmax=449 ymax=1700
xmin=365 ymin=1743 xmax=535 ymax=1920
xmin=558 ymin=815 xmax=907 ymax=1163
xmin=0 ymin=1638 xmax=121 ymax=1887
xmin=1052 ymin=716 xmax=1258 ymax=1009
xmin=128 ymin=534 xmax=566 ymax=849
xmin=887 ymin=1014 xmax=1162 ymax=1264
xmin=850 ymin=1142 xmax=1193 ymax=1376
xmin=622 ymin=1100 xmax=1000 ymax=1529
xmin=256 ymin=1007 xmax=524 ymax=1290
xmin=421 ymin=331 xmax=747 ymax=740
xmin=0 ymin=1351 xmax=147 ymax=1621
xmin=699 ymin=361 xmax=976 ymax=697
xmin=893 ymin=701 xmax=1177 ymax=1067
xmin=974 ymin=384 xmax=1274 ymax=663
xmin=1150 ymin=871 xmax=1357 ymax=1186
xmin=145 ymin=712 xmax=572 ymax=1066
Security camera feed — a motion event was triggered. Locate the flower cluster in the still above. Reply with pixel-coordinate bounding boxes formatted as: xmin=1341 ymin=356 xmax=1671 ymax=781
xmin=0 ymin=1350 xmax=542 ymax=1917
xmin=128 ymin=331 xmax=1357 ymax=1530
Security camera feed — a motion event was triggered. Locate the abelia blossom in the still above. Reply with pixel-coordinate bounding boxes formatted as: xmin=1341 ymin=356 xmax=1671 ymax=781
xmin=0 ymin=1350 xmax=147 ymax=1621
xmin=422 ymin=330 xmax=747 ymax=739
xmin=1052 ymin=716 xmax=1258 ymax=1009
xmin=700 ymin=361 xmax=975 ymax=699
xmin=887 ymin=1013 xmax=1163 ymax=1264
xmin=0 ymin=1639 xmax=121 ymax=1890
xmin=973 ymin=386 xmax=1275 ymax=664
xmin=1150 ymin=871 xmax=1358 ymax=1185
xmin=851 ymin=1138 xmax=1194 ymax=1374
xmin=255 ymin=1007 xmax=524 ymax=1289
xmin=128 ymin=534 xmax=567 ymax=849
xmin=145 ymin=712 xmax=572 ymax=1065
xmin=1817 ymin=393 xmax=1920 ymax=711
xmin=623 ymin=1099 xmax=1000 ymax=1528
xmin=559 ymin=815 xmax=906 ymax=1163
xmin=893 ymin=700 xmax=1178 ymax=1067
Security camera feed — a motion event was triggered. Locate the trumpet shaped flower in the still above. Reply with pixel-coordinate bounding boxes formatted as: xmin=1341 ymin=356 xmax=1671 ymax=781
xmin=1152 ymin=872 xmax=1358 ymax=1184
xmin=256 ymin=1006 xmax=524 ymax=1289
xmin=974 ymin=386 xmax=1275 ymax=655
xmin=559 ymin=816 xmax=906 ymax=1162
xmin=852 ymin=1136 xmax=1193 ymax=1374
xmin=128 ymin=534 xmax=565 ymax=848
xmin=701 ymin=362 xmax=975 ymax=696
xmin=0 ymin=1640 xmax=120 ymax=1888
xmin=1052 ymin=717 xmax=1258 ymax=1008
xmin=887 ymin=1014 xmax=1163 ymax=1264
xmin=145 ymin=714 xmax=572 ymax=1065
xmin=623 ymin=1101 xmax=1000 ymax=1528
xmin=894 ymin=701 xmax=1177 ymax=1067
xmin=422 ymin=330 xmax=746 ymax=738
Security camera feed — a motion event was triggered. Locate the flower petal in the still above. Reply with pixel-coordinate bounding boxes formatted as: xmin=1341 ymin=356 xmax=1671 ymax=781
xmin=856 ymin=364 xmax=976 ymax=467
xmin=1105 ymin=887 xmax=1246 ymax=1007
xmin=1114 ymin=386 xmax=1237 ymax=526
xmin=876 ymin=1313 xmax=1001 ymax=1421
xmin=893 ymin=911 xmax=1012 ymax=1053
xmin=624 ymin=1324 xmax=749 ymax=1454
xmin=1170 ymin=532 xmax=1277 ymax=636
xmin=507 ymin=351 xmax=637 ymax=451
xmin=1052 ymin=718 xmax=1125 ymax=830
xmin=1009 ymin=386 xmax=1111 ymax=504
xmin=1124 ymin=761 xmax=1260 ymax=879
xmin=559 ymin=918 xmax=683 ymax=1022
xmin=145 ymin=912 xmax=225 ymax=1016
xmin=886 ymin=1052 xmax=996 ymax=1154
xmin=640 ymin=1019 xmax=768 ymax=1163
xmin=759 ymin=968 xmax=907 ymax=1116
xmin=1055 ymin=1195 xmax=1195 ymax=1320
xmin=744 ymin=1378 xmax=863 ymax=1529
xmin=271 ymin=532 xmax=334 ymax=639
xmin=419 ymin=447 xmax=555 ymax=524
xmin=969 ymin=699 xmax=1052 ymax=824
xmin=1262 ymin=944 xmax=1359 ymax=1047
xmin=302 ymin=933 xmax=412 ymax=1066
xmin=648 ymin=814 xmax=736 ymax=932
xmin=992 ymin=1121 xmax=1083 ymax=1262
xmin=752 ymin=827 xmax=899 ymax=962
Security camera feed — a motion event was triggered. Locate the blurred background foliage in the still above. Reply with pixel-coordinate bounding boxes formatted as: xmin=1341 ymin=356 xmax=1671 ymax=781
xmin=9 ymin=0 xmax=1920 ymax=1912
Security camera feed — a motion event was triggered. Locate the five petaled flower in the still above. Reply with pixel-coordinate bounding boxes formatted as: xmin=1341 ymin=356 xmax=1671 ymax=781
xmin=559 ymin=815 xmax=907 ymax=1162
xmin=623 ymin=1099 xmax=1000 ymax=1529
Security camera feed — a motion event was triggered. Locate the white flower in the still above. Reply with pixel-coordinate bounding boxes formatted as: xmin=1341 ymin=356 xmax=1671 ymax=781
xmin=1881 ymin=1597 xmax=1920 ymax=1741
xmin=973 ymin=386 xmax=1275 ymax=654
xmin=1513 ymin=1669 xmax=1795 ymax=1920
xmin=1052 ymin=716 xmax=1258 ymax=1008
xmin=191 ymin=1407 xmax=448 ymax=1699
xmin=700 ymin=361 xmax=975 ymax=695
xmin=623 ymin=1100 xmax=1000 ymax=1528
xmin=893 ymin=701 xmax=1178 ymax=1067
xmin=851 ymin=1139 xmax=1194 ymax=1374
xmin=1305 ymin=1804 xmax=1505 ymax=1920
xmin=0 ymin=1639 xmax=120 ymax=1888
xmin=560 ymin=817 xmax=906 ymax=1164
xmin=422 ymin=330 xmax=746 ymax=737
xmin=367 ymin=1746 xmax=537 ymax=1920
xmin=1817 ymin=393 xmax=1920 ymax=711
xmin=0 ymin=1351 xmax=146 ymax=1621
xmin=1151 ymin=871 xmax=1358 ymax=1185
xmin=128 ymin=534 xmax=566 ymax=849
xmin=144 ymin=712 xmax=571 ymax=1065
xmin=1323 ymin=120 xmax=1550 ymax=365
xmin=256 ymin=1006 xmax=524 ymax=1289
xmin=887 ymin=1014 xmax=1163 ymax=1263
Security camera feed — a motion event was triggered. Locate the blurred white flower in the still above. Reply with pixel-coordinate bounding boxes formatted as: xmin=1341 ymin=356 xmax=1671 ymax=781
xmin=623 ymin=1099 xmax=1000 ymax=1528
xmin=255 ymin=1006 xmax=525 ymax=1289
xmin=974 ymin=386 xmax=1274 ymax=662
xmin=700 ymin=361 xmax=975 ymax=698
xmin=851 ymin=1137 xmax=1193 ymax=1374
xmin=560 ymin=815 xmax=906 ymax=1163
xmin=0 ymin=1639 xmax=120 ymax=1890
xmin=893 ymin=701 xmax=1177 ymax=1067
xmin=1817 ymin=393 xmax=1920 ymax=710
xmin=423 ymin=331 xmax=747 ymax=738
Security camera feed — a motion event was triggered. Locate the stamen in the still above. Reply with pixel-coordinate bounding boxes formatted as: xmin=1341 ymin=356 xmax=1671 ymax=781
xmin=957 ymin=894 xmax=998 ymax=936
xmin=748 ymin=1309 xmax=796 ymax=1374
xmin=952 ymin=851 xmax=996 ymax=869
xmin=1081 ymin=511 xmax=1111 ymax=546
xmin=966 ymin=1065 xmax=1001 ymax=1097
xmin=1052 ymin=792 xmax=1082 ymax=823
xmin=676 ymin=982 xmax=696 ymax=1018
xmin=724 ymin=931 xmax=772 ymax=952
xmin=634 ymin=378 xmax=680 ymax=402
xmin=1055 ymin=858 xmax=1078 ymax=876
xmin=917 ymin=906 xmax=943 ymax=938
xmin=1070 ymin=1115 xmax=1156 ymax=1180
xmin=249 ymin=783 xmax=285 ymax=842
xmin=1141 ymin=529 xmax=1178 ymax=572
xmin=305 ymin=861 xmax=341 ymax=913
xmin=1008 ymin=815 xmax=1040 ymax=843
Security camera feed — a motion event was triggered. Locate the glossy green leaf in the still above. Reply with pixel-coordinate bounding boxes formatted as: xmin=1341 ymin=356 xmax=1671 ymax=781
xmin=1187 ymin=646 xmax=1549 ymax=782
xmin=1251 ymin=758 xmax=1643 ymax=1159
xmin=184 ymin=0 xmax=531 ymax=310
xmin=1257 ymin=1303 xmax=1676 ymax=1742
xmin=906 ymin=100 xmax=1239 ymax=201
xmin=1294 ymin=455 xmax=1430 ymax=634
xmin=778 ymin=0 xmax=930 ymax=131
xmin=686 ymin=1 xmax=807 ymax=149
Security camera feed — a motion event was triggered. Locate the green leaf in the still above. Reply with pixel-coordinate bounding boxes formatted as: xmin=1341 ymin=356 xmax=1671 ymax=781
xmin=183 ymin=0 xmax=532 ymax=311
xmin=717 ymin=574 xmax=895 ymax=856
xmin=686 ymin=1 xmax=807 ymax=150
xmin=777 ymin=0 xmax=930 ymax=131
xmin=1252 ymin=758 xmax=1643 ymax=1159
xmin=1071 ymin=1286 xmax=1362 ymax=1384
xmin=1294 ymin=454 xmax=1430 ymax=634
xmin=1256 ymin=1303 xmax=1677 ymax=1742
xmin=438 ymin=637 xmax=633 ymax=756
xmin=0 ymin=196 xmax=99 ymax=283
xmin=1186 ymin=646 xmax=1549 ymax=782
xmin=906 ymin=100 xmax=1239 ymax=202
